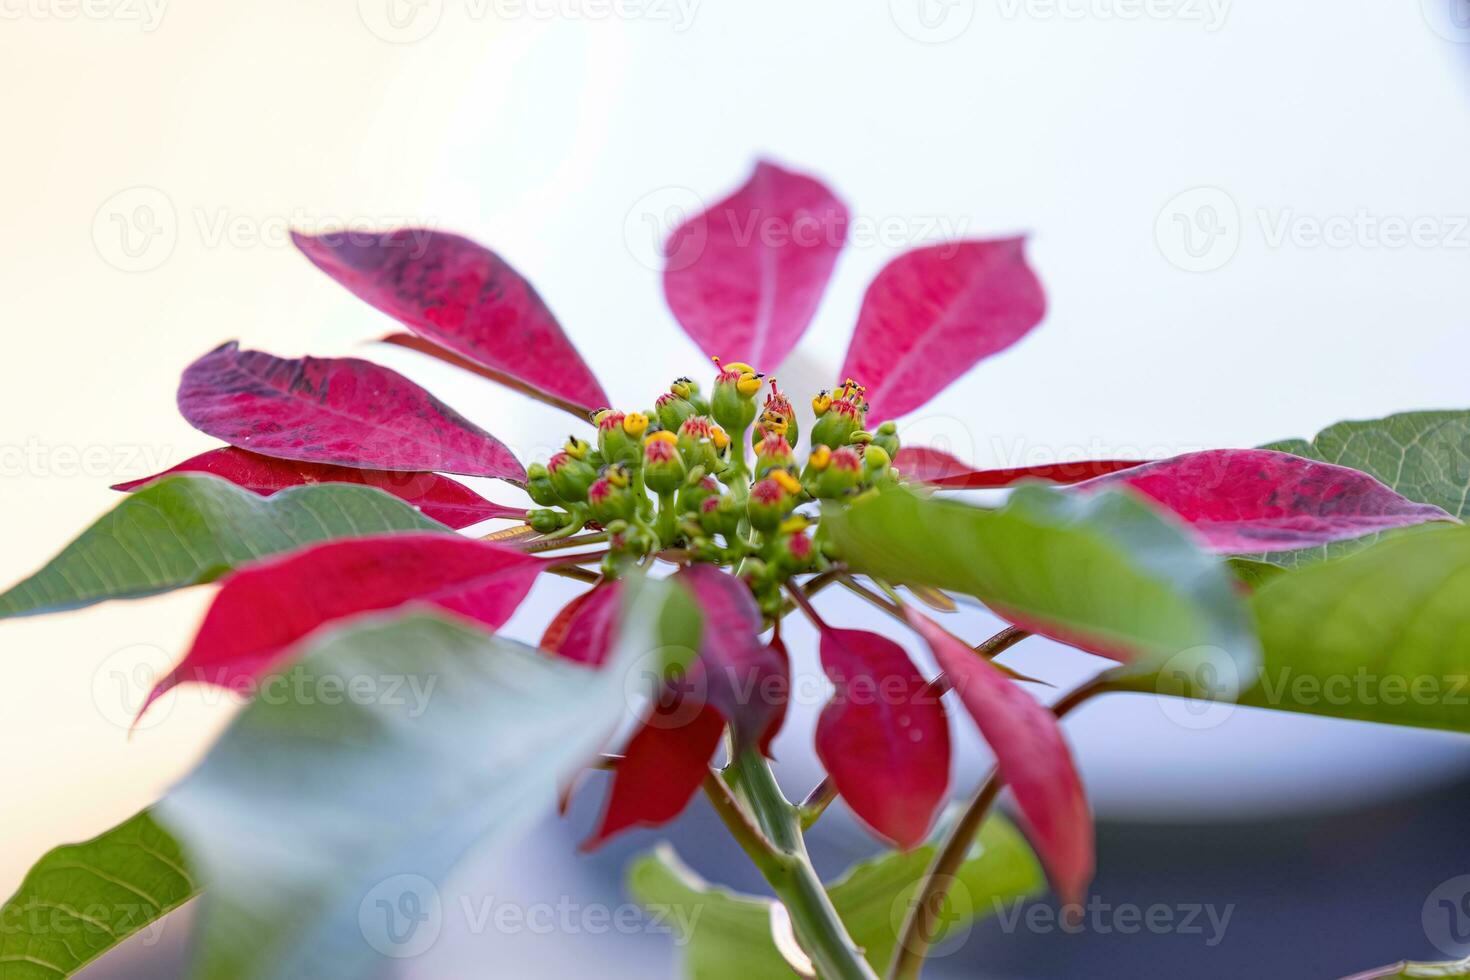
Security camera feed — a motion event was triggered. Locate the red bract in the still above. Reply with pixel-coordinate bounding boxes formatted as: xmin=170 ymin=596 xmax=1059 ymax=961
xmin=147 ymin=534 xmax=542 ymax=713
xmin=1076 ymin=449 xmax=1455 ymax=553
xmin=663 ymin=161 xmax=848 ymax=374
xmin=840 ymin=238 xmax=1047 ymax=422
xmin=674 ymin=565 xmax=789 ymax=752
xmin=293 ymin=229 xmax=608 ymax=415
xmin=814 ymin=626 xmax=950 ymax=850
xmin=178 ymin=342 xmax=525 ymax=480
xmin=112 ymin=447 xmax=524 ymax=530
xmin=581 ymin=701 xmax=726 ymax=850
xmin=542 ymin=582 xmax=621 ymax=665
xmin=895 ymin=446 xmax=1147 ymax=488
xmin=905 ymin=609 xmax=1092 ymax=906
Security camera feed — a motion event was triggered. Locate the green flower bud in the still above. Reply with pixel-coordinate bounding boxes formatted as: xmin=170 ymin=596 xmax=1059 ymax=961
xmin=769 ymin=524 xmax=816 ymax=575
xmin=810 ymin=398 xmax=865 ymax=449
xmin=757 ymin=381 xmax=798 ymax=447
xmin=526 ymin=462 xmax=561 ymax=506
xmin=815 ymin=446 xmax=864 ymax=498
xmin=596 ymin=411 xmax=639 ymax=466
xmin=738 ymin=557 xmax=771 ymax=593
xmin=655 ymin=391 xmax=697 ymax=433
xmin=873 ymin=420 xmax=900 ymax=459
xmin=711 ymin=360 xmax=761 ymax=437
xmin=678 ymin=474 xmax=721 ymax=513
xmin=753 ymin=434 xmax=795 ymax=479
xmin=528 ymin=508 xmax=571 ymax=534
xmin=863 ymin=444 xmax=892 ymax=479
xmin=643 ymin=433 xmax=686 ymax=494
xmin=587 ymin=474 xmax=637 ymax=525
xmin=547 ymin=451 xmax=597 ymax=503
xmin=678 ymin=415 xmax=728 ymax=473
xmin=698 ymin=493 xmax=741 ymax=538
xmin=747 ymin=477 xmax=793 ymax=532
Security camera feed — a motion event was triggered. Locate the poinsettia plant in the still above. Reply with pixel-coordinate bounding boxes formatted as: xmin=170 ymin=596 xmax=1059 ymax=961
xmin=4 ymin=160 xmax=1470 ymax=980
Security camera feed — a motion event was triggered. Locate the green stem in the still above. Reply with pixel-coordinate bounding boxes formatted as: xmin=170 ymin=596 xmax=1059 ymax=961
xmin=723 ymin=750 xmax=879 ymax=980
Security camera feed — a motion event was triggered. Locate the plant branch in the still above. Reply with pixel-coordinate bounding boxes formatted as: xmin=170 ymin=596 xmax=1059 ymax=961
xmin=785 ymin=583 xmax=830 ymax=632
xmin=516 ymin=531 xmax=610 ymax=554
xmin=724 ymin=750 xmax=880 ymax=980
xmin=836 ymin=574 xmax=905 ymax=618
xmin=888 ymin=674 xmax=1110 ymax=980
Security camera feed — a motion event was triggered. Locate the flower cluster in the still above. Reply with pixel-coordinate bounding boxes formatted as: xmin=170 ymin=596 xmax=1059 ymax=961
xmin=524 ymin=361 xmax=903 ymax=615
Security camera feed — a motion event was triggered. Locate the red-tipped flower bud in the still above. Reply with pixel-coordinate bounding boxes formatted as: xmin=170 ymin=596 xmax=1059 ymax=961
xmin=643 ymin=432 xmax=686 ymax=494
xmin=747 ymin=477 xmax=792 ymax=532
xmin=547 ymin=451 xmax=597 ymax=502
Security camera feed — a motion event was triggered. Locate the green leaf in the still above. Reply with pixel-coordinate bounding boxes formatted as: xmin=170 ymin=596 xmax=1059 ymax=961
xmin=1254 ymin=410 xmax=1470 ymax=567
xmin=0 ymin=474 xmax=446 ymax=618
xmin=627 ymin=813 xmax=1044 ymax=978
xmin=0 ymin=810 xmax=197 ymax=978
xmin=156 ymin=575 xmax=700 ymax=980
xmin=823 ymin=484 xmax=1259 ymax=687
xmin=1235 ymin=524 xmax=1470 ymax=732
xmin=1347 ymin=956 xmax=1470 ymax=979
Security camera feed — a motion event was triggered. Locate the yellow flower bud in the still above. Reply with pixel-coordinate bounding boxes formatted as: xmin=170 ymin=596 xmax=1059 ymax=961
xmin=735 ymin=372 xmax=763 ymax=397
xmin=778 ymin=514 xmax=810 ymax=535
xmin=808 ymin=445 xmax=832 ymax=471
xmin=647 ymin=429 xmax=678 ymax=446
xmin=771 ymin=469 xmax=802 ymax=496
xmin=710 ymin=425 xmax=731 ymax=451
xmin=564 ymin=436 xmax=591 ymax=459
xmin=812 ymin=391 xmax=832 ymax=416
xmin=605 ymin=463 xmax=632 ymax=488
xmin=622 ymin=412 xmax=649 ymax=438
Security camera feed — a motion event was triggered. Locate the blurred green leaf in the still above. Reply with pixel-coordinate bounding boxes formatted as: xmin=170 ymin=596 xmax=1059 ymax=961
xmin=0 ymin=810 xmax=197 ymax=978
xmin=627 ymin=813 xmax=1044 ymax=977
xmin=824 ymin=483 xmax=1258 ymax=686
xmin=1236 ymin=524 xmax=1470 ymax=732
xmin=157 ymin=574 xmax=699 ymax=980
xmin=0 ymin=474 xmax=444 ymax=618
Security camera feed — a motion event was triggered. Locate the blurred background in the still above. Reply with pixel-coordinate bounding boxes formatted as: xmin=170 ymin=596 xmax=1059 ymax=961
xmin=4 ymin=2 xmax=1470 ymax=977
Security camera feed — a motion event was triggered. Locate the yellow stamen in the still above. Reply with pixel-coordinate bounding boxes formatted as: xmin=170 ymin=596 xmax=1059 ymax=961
xmin=771 ymin=469 xmax=802 ymax=496
xmin=622 ymin=412 xmax=649 ymax=438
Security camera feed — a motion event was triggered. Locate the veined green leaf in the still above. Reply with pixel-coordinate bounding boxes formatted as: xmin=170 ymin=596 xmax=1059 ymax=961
xmin=626 ymin=813 xmax=1043 ymax=978
xmin=0 ymin=810 xmax=197 ymax=978
xmin=1236 ymin=524 xmax=1470 ymax=732
xmin=156 ymin=576 xmax=700 ymax=980
xmin=0 ymin=474 xmax=445 ymax=618
xmin=1254 ymin=410 xmax=1470 ymax=567
xmin=823 ymin=484 xmax=1259 ymax=687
